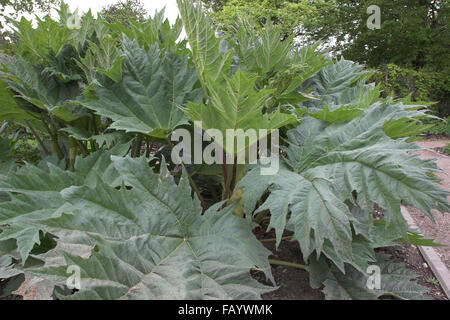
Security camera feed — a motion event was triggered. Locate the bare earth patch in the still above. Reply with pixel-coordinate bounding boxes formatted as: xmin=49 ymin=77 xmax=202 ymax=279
xmin=378 ymin=245 xmax=447 ymax=300
xmin=410 ymin=138 xmax=450 ymax=269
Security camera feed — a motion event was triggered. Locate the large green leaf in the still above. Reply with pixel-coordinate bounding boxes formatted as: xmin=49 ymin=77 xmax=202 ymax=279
xmin=107 ymin=9 xmax=188 ymax=56
xmin=0 ymin=144 xmax=130 ymax=263
xmin=12 ymin=16 xmax=72 ymax=64
xmin=0 ymin=81 xmax=32 ymax=123
xmin=182 ymin=69 xmax=295 ymax=154
xmin=0 ymin=164 xmax=69 ymax=262
xmin=228 ymin=18 xmax=329 ymax=105
xmin=80 ymin=38 xmax=202 ymax=138
xmin=0 ymin=55 xmax=83 ymax=122
xmin=316 ymin=253 xmax=429 ymax=300
xmin=178 ymin=0 xmax=295 ymax=156
xmin=229 ymin=17 xmax=292 ymax=77
xmin=300 ymin=58 xmax=374 ymax=110
xmin=237 ymin=163 xmax=354 ymax=271
xmin=76 ymin=35 xmax=124 ymax=84
xmin=25 ymin=157 xmax=274 ymax=299
xmin=238 ymin=102 xmax=450 ymax=271
xmin=297 ymin=104 xmax=450 ymax=230
xmin=177 ymin=0 xmax=233 ymax=90
xmin=0 ymin=255 xmax=24 ymax=280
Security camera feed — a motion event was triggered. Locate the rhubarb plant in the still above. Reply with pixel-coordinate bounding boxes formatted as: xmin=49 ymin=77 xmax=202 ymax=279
xmin=0 ymin=0 xmax=448 ymax=300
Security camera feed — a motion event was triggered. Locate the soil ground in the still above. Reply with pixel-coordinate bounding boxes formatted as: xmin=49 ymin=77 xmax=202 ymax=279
xmin=253 ymin=228 xmax=324 ymax=300
xmin=409 ymin=138 xmax=450 ymax=270
xmin=253 ymin=227 xmax=448 ymax=300
xmin=378 ymin=245 xmax=447 ymax=300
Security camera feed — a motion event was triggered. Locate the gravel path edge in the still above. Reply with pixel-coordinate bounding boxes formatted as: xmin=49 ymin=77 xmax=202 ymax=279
xmin=401 ymin=206 xmax=450 ymax=299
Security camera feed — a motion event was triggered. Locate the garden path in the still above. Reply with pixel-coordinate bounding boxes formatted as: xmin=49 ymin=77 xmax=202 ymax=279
xmin=408 ymin=138 xmax=450 ymax=268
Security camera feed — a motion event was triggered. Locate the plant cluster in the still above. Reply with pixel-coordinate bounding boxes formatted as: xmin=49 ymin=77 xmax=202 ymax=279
xmin=423 ymin=117 xmax=450 ymax=136
xmin=0 ymin=1 xmax=448 ymax=300
xmin=203 ymin=0 xmax=450 ymax=120
xmin=203 ymin=0 xmax=450 ymax=71
xmin=444 ymin=143 xmax=450 ymax=155
xmin=100 ymin=0 xmax=148 ymax=26
xmin=371 ymin=64 xmax=449 ymax=119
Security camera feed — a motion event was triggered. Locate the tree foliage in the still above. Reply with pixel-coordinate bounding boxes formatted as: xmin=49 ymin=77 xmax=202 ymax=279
xmin=0 ymin=0 xmax=59 ymax=19
xmin=202 ymin=0 xmax=449 ymax=70
xmin=201 ymin=0 xmax=318 ymax=40
xmin=100 ymin=0 xmax=148 ymax=25
xmin=201 ymin=1 xmax=450 ymax=118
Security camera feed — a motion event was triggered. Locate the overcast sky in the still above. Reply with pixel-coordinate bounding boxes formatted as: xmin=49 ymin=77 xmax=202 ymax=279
xmin=1 ymin=0 xmax=182 ymax=36
xmin=65 ymin=0 xmax=181 ymax=23
xmin=2 ymin=0 xmax=180 ymax=25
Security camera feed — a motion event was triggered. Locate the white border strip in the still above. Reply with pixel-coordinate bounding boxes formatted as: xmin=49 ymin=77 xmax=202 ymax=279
xmin=401 ymin=206 xmax=450 ymax=299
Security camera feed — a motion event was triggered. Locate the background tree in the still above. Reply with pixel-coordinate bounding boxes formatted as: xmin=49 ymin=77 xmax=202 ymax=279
xmin=0 ymin=0 xmax=59 ymax=19
xmin=201 ymin=0 xmax=450 ymax=117
xmin=306 ymin=0 xmax=449 ymax=71
xmin=100 ymin=0 xmax=148 ymax=25
xmin=309 ymin=0 xmax=449 ymax=117
xmin=201 ymin=0 xmax=319 ymax=40
xmin=0 ymin=0 xmax=59 ymax=54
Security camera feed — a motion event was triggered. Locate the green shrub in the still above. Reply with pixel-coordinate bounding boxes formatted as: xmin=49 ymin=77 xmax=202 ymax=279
xmin=371 ymin=64 xmax=449 ymax=118
xmin=423 ymin=117 xmax=450 ymax=136
xmin=444 ymin=143 xmax=450 ymax=155
xmin=0 ymin=122 xmax=41 ymax=164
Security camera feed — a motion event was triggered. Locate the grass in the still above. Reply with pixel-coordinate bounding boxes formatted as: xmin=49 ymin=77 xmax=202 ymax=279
xmin=426 ymin=277 xmax=439 ymax=286
xmin=444 ymin=143 xmax=450 ymax=155
xmin=424 ymin=117 xmax=450 ymax=136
